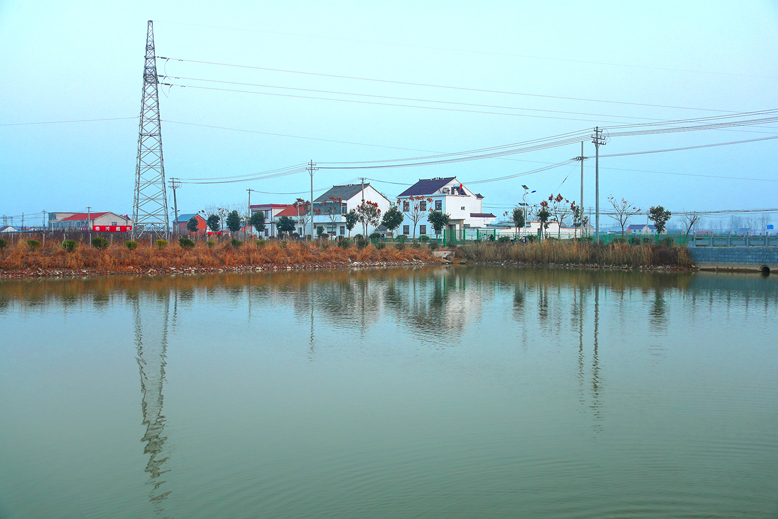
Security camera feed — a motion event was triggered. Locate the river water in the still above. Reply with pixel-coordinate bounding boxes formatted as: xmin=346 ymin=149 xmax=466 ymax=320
xmin=1 ymin=267 xmax=776 ymax=518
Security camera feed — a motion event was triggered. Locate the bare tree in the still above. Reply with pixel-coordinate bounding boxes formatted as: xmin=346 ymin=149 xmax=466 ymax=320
xmin=548 ymin=193 xmax=574 ymax=239
xmin=607 ymin=196 xmax=642 ymax=237
xmin=681 ymin=211 xmax=701 ymax=237
xmin=400 ymin=196 xmax=432 ymax=239
xmin=293 ymin=198 xmax=312 ymax=238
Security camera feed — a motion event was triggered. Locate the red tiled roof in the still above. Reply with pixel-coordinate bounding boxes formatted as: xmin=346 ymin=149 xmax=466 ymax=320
xmin=62 ymin=212 xmax=108 ymax=221
xmin=276 ymin=206 xmax=308 ymax=217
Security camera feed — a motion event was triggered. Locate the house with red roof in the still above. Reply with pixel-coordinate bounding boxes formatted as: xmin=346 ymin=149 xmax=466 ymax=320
xmin=48 ymin=211 xmax=133 ymax=231
xmin=249 ymin=204 xmax=292 ymax=238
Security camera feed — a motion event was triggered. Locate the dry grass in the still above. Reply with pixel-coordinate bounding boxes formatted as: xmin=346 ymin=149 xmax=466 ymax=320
xmin=0 ymin=238 xmax=436 ymax=273
xmin=456 ymin=240 xmax=692 ymax=267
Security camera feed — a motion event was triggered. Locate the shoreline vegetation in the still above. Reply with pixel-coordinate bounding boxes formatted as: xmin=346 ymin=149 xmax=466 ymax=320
xmin=0 ymin=236 xmax=693 ymax=279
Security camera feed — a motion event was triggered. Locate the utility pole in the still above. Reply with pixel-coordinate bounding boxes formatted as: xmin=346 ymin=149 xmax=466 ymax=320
xmin=168 ymin=178 xmax=180 ymax=235
xmin=21 ymin=213 xmax=24 ymax=232
xmin=87 ymin=206 xmax=92 ymax=246
xmin=592 ymin=127 xmax=607 ymax=243
xmin=573 ymin=141 xmax=587 ymax=238
xmin=307 ymin=160 xmax=317 ymax=238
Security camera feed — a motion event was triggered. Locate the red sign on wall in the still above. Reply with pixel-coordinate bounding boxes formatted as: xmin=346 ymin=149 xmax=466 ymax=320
xmin=92 ymin=225 xmax=132 ymax=232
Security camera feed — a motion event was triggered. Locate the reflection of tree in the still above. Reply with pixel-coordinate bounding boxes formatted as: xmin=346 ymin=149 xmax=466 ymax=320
xmin=133 ymin=292 xmax=174 ymax=517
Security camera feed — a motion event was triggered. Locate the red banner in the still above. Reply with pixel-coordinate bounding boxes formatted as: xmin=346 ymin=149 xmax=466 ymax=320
xmin=92 ymin=225 xmax=132 ymax=232
xmin=206 ymin=231 xmax=222 ymax=236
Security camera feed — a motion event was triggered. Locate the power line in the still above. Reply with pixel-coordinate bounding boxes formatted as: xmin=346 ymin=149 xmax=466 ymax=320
xmin=600 ymin=135 xmax=778 ymax=158
xmin=161 ymin=75 xmax=662 ymax=123
xmin=158 ymin=57 xmax=738 ymax=113
xmin=161 ymin=82 xmax=634 ymax=124
xmin=0 ymin=117 xmax=137 ymax=127
xmin=155 ymin=21 xmax=777 ymax=81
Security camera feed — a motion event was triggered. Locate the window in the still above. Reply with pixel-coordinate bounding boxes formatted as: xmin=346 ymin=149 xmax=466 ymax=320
xmin=403 ymin=225 xmax=409 ymax=235
xmin=461 ymin=206 xmax=465 ymax=211
xmin=403 ymin=201 xmax=410 ymax=212
xmin=420 ymin=201 xmax=426 ymax=211
xmin=435 ymin=200 xmax=442 ymax=211
xmin=340 ymin=226 xmax=345 ymax=235
xmin=341 ymin=205 xmax=347 ymax=215
xmin=265 ymin=210 xmax=271 ymax=219
xmin=420 ymin=225 xmax=427 ymax=235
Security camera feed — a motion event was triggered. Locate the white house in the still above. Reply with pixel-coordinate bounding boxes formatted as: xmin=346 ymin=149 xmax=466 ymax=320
xmin=626 ymin=224 xmax=657 ymax=234
xmin=48 ymin=211 xmax=133 ymax=231
xmin=312 ymin=183 xmax=392 ymax=237
xmin=249 ymin=204 xmax=292 ymax=238
xmin=396 ymin=177 xmax=496 ymax=237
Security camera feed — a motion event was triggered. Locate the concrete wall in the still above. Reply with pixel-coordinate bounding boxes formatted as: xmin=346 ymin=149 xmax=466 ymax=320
xmin=688 ymin=246 xmax=778 ymax=272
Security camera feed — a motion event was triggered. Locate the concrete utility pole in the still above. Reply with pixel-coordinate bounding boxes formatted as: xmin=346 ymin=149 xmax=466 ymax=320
xmin=574 ymin=141 xmax=587 ymax=238
xmin=87 ymin=206 xmax=92 ymax=246
xmin=307 ymin=160 xmax=317 ymax=238
xmin=591 ymin=127 xmax=607 ymax=243
xmin=168 ymin=178 xmax=180 ymax=235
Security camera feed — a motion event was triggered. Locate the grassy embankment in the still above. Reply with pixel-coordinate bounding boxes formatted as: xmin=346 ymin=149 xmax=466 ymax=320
xmin=454 ymin=239 xmax=693 ymax=268
xmin=0 ymin=235 xmax=693 ymax=276
xmin=0 ymin=238 xmax=436 ymax=274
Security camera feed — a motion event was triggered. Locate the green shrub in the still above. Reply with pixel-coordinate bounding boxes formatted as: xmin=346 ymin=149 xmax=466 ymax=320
xmin=396 ymin=242 xmax=405 ymax=251
xmin=27 ymin=239 xmax=42 ymax=251
xmin=429 ymin=241 xmax=439 ymax=250
xmin=0 ymin=239 xmax=7 ymax=251
xmin=92 ymin=237 xmax=109 ymax=250
xmin=338 ymin=239 xmax=351 ymax=249
xmin=179 ymin=237 xmax=195 ymax=250
xmin=356 ymin=238 xmax=369 ymax=250
xmin=375 ymin=241 xmax=386 ymax=250
xmin=497 ymin=236 xmax=510 ymax=243
xmin=62 ymin=240 xmax=78 ymax=252
xmin=354 ymin=234 xmax=363 ymax=241
xmin=613 ymin=237 xmax=627 ymax=245
xmin=255 ymin=239 xmax=266 ymax=248
xmin=661 ymin=236 xmax=674 ymax=246
xmin=156 ymin=239 xmax=168 ymax=250
xmin=419 ymin=235 xmax=429 ymax=242
xmin=411 ymin=242 xmax=421 ymax=249
xmin=231 ymin=239 xmax=243 ymax=249
xmin=206 ymin=241 xmax=215 ymax=248
xmin=125 ymin=240 xmax=138 ymax=251
xmin=369 ymin=232 xmax=381 ymax=241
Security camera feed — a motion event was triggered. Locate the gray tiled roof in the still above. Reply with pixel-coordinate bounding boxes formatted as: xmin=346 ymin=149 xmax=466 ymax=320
xmin=398 ymin=177 xmax=456 ymax=197
xmin=314 ymin=184 xmax=369 ymax=203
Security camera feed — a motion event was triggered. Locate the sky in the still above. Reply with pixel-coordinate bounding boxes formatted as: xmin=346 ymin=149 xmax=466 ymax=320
xmin=1 ymin=0 xmax=777 ymax=230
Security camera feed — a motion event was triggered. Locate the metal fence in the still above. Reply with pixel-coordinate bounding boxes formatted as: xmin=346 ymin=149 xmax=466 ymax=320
xmin=687 ymin=233 xmax=778 ymax=248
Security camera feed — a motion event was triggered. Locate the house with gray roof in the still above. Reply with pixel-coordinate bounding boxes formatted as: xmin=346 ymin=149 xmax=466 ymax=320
xmin=312 ymin=183 xmax=391 ymax=237
xmin=397 ymin=177 xmax=495 ymax=237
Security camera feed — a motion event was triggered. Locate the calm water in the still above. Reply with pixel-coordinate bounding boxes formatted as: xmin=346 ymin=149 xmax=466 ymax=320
xmin=1 ymin=267 xmax=777 ymax=518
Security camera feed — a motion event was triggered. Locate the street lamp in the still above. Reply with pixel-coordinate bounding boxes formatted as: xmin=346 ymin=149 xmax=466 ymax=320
xmin=522 ymin=187 xmax=536 ymax=240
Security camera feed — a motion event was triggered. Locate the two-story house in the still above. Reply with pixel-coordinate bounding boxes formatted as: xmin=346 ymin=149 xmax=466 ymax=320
xmin=312 ymin=184 xmax=392 ymax=237
xmin=396 ymin=177 xmax=495 ymax=236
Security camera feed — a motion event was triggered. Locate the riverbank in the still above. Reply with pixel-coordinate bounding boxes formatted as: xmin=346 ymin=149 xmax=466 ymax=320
xmin=455 ymin=240 xmax=694 ymax=269
xmin=0 ymin=239 xmax=439 ymax=279
xmin=0 ymin=238 xmax=697 ymax=279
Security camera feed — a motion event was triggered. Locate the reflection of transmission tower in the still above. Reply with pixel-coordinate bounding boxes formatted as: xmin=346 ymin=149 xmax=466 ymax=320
xmin=133 ymin=291 xmax=173 ymax=515
xmin=133 ymin=20 xmax=169 ymax=238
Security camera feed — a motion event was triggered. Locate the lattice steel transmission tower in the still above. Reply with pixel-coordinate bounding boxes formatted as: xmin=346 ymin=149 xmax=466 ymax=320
xmin=133 ymin=20 xmax=169 ymax=237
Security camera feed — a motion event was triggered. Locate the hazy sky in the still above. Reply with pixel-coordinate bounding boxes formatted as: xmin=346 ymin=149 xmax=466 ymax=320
xmin=1 ymin=0 xmax=777 ymax=228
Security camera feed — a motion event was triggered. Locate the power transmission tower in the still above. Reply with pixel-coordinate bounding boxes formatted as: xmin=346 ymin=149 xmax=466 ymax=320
xmin=133 ymin=20 xmax=169 ymax=238
xmin=168 ymin=178 xmax=180 ymax=235
xmin=591 ymin=127 xmax=607 ymax=243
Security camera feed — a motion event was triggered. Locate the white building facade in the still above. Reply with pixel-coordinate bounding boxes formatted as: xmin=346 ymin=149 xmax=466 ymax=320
xmin=312 ymin=184 xmax=392 ymax=237
xmin=396 ymin=177 xmax=495 ymax=237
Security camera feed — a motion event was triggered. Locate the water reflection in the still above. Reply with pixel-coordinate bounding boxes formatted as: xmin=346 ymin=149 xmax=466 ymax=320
xmin=133 ymin=290 xmax=174 ymax=517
